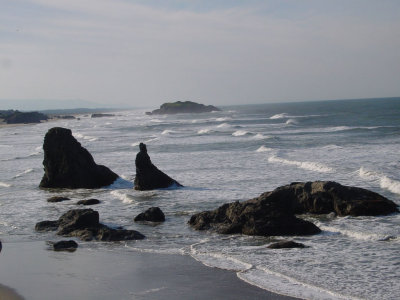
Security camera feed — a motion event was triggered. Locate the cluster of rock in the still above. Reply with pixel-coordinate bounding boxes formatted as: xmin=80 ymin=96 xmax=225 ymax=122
xmin=36 ymin=209 xmax=145 ymax=242
xmin=188 ymin=181 xmax=398 ymax=237
xmin=91 ymin=113 xmax=115 ymax=118
xmin=0 ymin=110 xmax=48 ymax=124
xmin=146 ymin=101 xmax=221 ymax=115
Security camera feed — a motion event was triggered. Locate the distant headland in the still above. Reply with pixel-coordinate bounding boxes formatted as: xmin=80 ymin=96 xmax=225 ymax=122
xmin=146 ymin=101 xmax=221 ymax=115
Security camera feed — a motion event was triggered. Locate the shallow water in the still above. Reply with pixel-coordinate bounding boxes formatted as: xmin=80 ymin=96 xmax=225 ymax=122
xmin=0 ymin=98 xmax=399 ymax=299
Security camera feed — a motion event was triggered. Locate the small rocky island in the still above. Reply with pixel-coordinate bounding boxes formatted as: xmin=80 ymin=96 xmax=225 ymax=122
xmin=146 ymin=101 xmax=221 ymax=115
xmin=134 ymin=143 xmax=182 ymax=190
xmin=39 ymin=127 xmax=119 ymax=188
xmin=0 ymin=110 xmax=48 ymax=124
xmin=189 ymin=181 xmax=398 ymax=237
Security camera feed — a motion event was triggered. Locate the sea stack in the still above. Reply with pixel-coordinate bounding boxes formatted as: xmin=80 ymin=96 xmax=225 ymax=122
xmin=39 ymin=127 xmax=119 ymax=188
xmin=134 ymin=143 xmax=182 ymax=190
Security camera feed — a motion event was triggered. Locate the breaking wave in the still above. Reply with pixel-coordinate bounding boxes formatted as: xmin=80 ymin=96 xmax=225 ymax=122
xmin=358 ymin=167 xmax=400 ymax=195
xmin=268 ymin=155 xmax=334 ymax=173
xmin=232 ymin=130 xmax=249 ymax=137
xmin=256 ymin=146 xmax=274 ymax=152
xmin=14 ymin=168 xmax=34 ymax=178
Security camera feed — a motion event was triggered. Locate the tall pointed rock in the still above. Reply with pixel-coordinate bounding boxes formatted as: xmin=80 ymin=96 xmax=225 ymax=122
xmin=39 ymin=127 xmax=118 ymax=188
xmin=134 ymin=143 xmax=182 ymax=190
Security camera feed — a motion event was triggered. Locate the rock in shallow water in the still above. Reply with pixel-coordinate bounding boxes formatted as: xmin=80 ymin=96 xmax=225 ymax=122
xmin=35 ymin=209 xmax=145 ymax=242
xmin=52 ymin=240 xmax=78 ymax=251
xmin=76 ymin=199 xmax=101 ymax=206
xmin=134 ymin=143 xmax=182 ymax=190
xmin=267 ymin=240 xmax=307 ymax=249
xmin=134 ymin=207 xmax=165 ymax=222
xmin=47 ymin=196 xmax=70 ymax=203
xmin=39 ymin=127 xmax=119 ymax=189
xmin=188 ymin=181 xmax=398 ymax=237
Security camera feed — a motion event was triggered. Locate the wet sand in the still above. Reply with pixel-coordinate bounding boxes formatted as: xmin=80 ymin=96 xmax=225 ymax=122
xmin=0 ymin=241 xmax=298 ymax=300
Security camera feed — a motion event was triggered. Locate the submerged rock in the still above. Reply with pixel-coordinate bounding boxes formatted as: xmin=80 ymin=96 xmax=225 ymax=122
xmin=76 ymin=199 xmax=101 ymax=206
xmin=134 ymin=143 xmax=182 ymax=190
xmin=51 ymin=240 xmax=78 ymax=251
xmin=146 ymin=101 xmax=220 ymax=115
xmin=134 ymin=207 xmax=165 ymax=222
xmin=47 ymin=196 xmax=70 ymax=203
xmin=267 ymin=240 xmax=307 ymax=249
xmin=39 ymin=127 xmax=119 ymax=188
xmin=35 ymin=209 xmax=145 ymax=242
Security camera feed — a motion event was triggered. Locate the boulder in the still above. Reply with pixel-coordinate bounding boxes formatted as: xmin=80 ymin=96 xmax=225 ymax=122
xmin=189 ymin=199 xmax=321 ymax=237
xmin=134 ymin=207 xmax=165 ymax=222
xmin=47 ymin=196 xmax=70 ymax=203
xmin=35 ymin=209 xmax=145 ymax=242
xmin=267 ymin=240 xmax=307 ymax=249
xmin=271 ymin=181 xmax=398 ymax=216
xmin=76 ymin=199 xmax=101 ymax=206
xmin=39 ymin=127 xmax=119 ymax=188
xmin=134 ymin=143 xmax=182 ymax=190
xmin=146 ymin=101 xmax=221 ymax=115
xmin=52 ymin=240 xmax=78 ymax=251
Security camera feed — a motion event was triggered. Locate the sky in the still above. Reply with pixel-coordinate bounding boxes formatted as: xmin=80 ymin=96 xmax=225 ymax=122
xmin=1 ymin=0 xmax=400 ymax=109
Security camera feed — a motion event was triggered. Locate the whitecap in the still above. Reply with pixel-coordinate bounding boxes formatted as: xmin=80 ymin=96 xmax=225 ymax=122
xmin=198 ymin=128 xmax=211 ymax=134
xmin=216 ymin=117 xmax=231 ymax=122
xmin=358 ymin=167 xmax=400 ymax=195
xmin=14 ymin=168 xmax=34 ymax=178
xmin=285 ymin=119 xmax=298 ymax=125
xmin=252 ymin=133 xmax=271 ymax=140
xmin=0 ymin=182 xmax=11 ymax=188
xmin=268 ymin=155 xmax=334 ymax=173
xmin=216 ymin=123 xmax=230 ymax=128
xmin=110 ymin=190 xmax=136 ymax=203
xmin=161 ymin=130 xmax=176 ymax=135
xmin=232 ymin=130 xmax=249 ymax=137
xmin=256 ymin=146 xmax=274 ymax=152
xmin=270 ymin=113 xmax=289 ymax=120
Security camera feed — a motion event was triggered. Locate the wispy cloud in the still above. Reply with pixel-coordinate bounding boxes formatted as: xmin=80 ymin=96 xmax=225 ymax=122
xmin=1 ymin=0 xmax=399 ymax=106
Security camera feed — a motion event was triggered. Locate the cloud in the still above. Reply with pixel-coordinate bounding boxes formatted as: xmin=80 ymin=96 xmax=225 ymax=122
xmin=1 ymin=0 xmax=400 ymax=106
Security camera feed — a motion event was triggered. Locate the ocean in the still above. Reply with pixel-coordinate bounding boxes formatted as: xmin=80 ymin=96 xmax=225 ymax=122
xmin=0 ymin=98 xmax=399 ymax=300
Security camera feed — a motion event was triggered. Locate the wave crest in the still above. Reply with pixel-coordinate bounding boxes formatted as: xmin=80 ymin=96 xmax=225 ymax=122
xmin=268 ymin=155 xmax=334 ymax=173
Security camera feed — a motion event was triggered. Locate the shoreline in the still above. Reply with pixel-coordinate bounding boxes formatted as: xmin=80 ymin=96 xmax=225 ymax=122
xmin=0 ymin=240 xmax=298 ymax=300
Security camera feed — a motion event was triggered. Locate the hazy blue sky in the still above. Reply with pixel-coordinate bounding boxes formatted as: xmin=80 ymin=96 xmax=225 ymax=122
xmin=1 ymin=0 xmax=399 ymax=108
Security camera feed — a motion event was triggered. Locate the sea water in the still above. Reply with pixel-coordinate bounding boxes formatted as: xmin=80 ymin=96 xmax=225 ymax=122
xmin=0 ymin=98 xmax=399 ymax=299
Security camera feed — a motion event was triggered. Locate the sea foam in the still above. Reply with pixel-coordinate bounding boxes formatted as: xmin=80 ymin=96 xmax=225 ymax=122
xmin=256 ymin=146 xmax=274 ymax=152
xmin=359 ymin=167 xmax=400 ymax=195
xmin=232 ymin=130 xmax=249 ymax=137
xmin=268 ymin=155 xmax=334 ymax=173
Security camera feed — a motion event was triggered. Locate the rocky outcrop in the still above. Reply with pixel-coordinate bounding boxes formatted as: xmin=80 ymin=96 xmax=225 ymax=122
xmin=39 ymin=127 xmax=119 ymax=188
xmin=76 ymin=199 xmax=101 ymax=206
xmin=4 ymin=111 xmax=48 ymax=124
xmin=267 ymin=240 xmax=307 ymax=249
xmin=91 ymin=113 xmax=115 ymax=118
xmin=134 ymin=207 xmax=165 ymax=222
xmin=270 ymin=181 xmax=398 ymax=216
xmin=51 ymin=240 xmax=78 ymax=251
xmin=35 ymin=209 xmax=145 ymax=242
xmin=47 ymin=196 xmax=70 ymax=203
xmin=134 ymin=143 xmax=182 ymax=190
xmin=188 ymin=181 xmax=398 ymax=237
xmin=146 ymin=101 xmax=221 ymax=115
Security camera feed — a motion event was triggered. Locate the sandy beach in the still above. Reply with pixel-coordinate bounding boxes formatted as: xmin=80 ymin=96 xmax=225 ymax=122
xmin=0 ymin=241 xmax=297 ymax=300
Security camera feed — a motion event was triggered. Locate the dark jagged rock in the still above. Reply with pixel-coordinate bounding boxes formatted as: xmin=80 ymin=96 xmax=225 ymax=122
xmin=91 ymin=113 xmax=115 ymax=118
xmin=35 ymin=209 xmax=145 ymax=242
xmin=47 ymin=196 xmax=70 ymax=203
xmin=189 ymin=199 xmax=321 ymax=237
xmin=4 ymin=111 xmax=48 ymax=124
xmin=35 ymin=220 xmax=60 ymax=232
xmin=189 ymin=181 xmax=398 ymax=238
xmin=271 ymin=181 xmax=398 ymax=216
xmin=76 ymin=199 xmax=101 ymax=206
xmin=146 ymin=101 xmax=221 ymax=115
xmin=134 ymin=207 xmax=165 ymax=222
xmin=134 ymin=143 xmax=182 ymax=190
xmin=267 ymin=240 xmax=307 ymax=249
xmin=39 ymin=127 xmax=119 ymax=188
xmin=52 ymin=240 xmax=78 ymax=251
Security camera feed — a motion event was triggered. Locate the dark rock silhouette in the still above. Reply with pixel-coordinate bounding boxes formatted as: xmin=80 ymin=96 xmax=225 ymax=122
xmin=51 ymin=240 xmax=78 ymax=251
xmin=4 ymin=111 xmax=48 ymax=124
xmin=267 ymin=240 xmax=307 ymax=249
xmin=189 ymin=181 xmax=398 ymax=238
xmin=47 ymin=196 xmax=70 ymax=203
xmin=35 ymin=209 xmax=145 ymax=242
xmin=76 ymin=199 xmax=101 ymax=206
xmin=146 ymin=101 xmax=221 ymax=115
xmin=39 ymin=127 xmax=119 ymax=188
xmin=134 ymin=207 xmax=165 ymax=222
xmin=134 ymin=143 xmax=182 ymax=190
xmin=272 ymin=181 xmax=398 ymax=216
